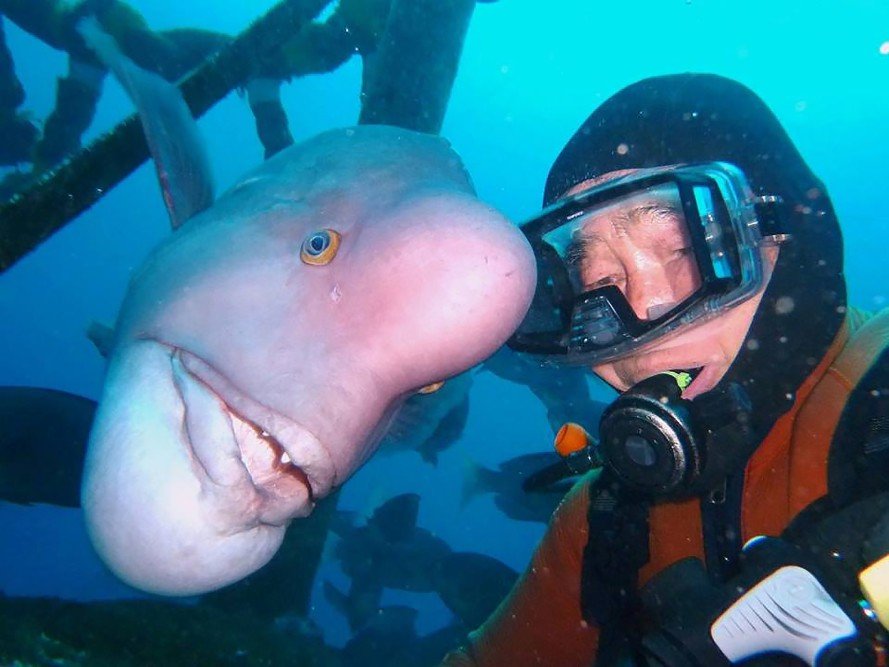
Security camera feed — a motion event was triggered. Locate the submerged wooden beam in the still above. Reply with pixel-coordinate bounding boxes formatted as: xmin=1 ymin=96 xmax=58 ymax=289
xmin=0 ymin=0 xmax=330 ymax=273
xmin=359 ymin=0 xmax=476 ymax=134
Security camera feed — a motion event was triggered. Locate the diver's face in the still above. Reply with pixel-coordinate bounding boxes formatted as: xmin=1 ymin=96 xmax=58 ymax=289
xmin=564 ymin=170 xmax=778 ymax=399
xmin=568 ymin=181 xmax=702 ymax=322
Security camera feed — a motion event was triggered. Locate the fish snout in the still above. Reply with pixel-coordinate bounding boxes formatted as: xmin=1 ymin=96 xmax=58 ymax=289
xmin=171 ymin=347 xmax=337 ymax=509
xmin=81 ymin=341 xmax=331 ymax=595
xmin=374 ymin=196 xmax=538 ymax=379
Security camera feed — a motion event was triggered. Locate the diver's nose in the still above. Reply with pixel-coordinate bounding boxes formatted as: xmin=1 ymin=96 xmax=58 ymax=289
xmin=624 ymin=268 xmax=680 ymax=321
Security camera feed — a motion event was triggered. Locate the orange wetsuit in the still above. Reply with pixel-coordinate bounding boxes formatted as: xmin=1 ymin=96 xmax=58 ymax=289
xmin=442 ymin=306 xmax=889 ymax=666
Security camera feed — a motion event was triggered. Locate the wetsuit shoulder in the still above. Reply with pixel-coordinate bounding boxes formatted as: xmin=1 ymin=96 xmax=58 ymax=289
xmin=440 ymin=473 xmax=601 ymax=667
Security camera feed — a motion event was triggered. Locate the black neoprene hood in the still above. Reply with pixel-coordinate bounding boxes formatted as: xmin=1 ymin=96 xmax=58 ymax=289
xmin=544 ymin=73 xmax=847 ymax=482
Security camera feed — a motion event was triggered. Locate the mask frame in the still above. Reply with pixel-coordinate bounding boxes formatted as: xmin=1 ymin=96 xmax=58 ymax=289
xmin=509 ymin=162 xmax=787 ymax=366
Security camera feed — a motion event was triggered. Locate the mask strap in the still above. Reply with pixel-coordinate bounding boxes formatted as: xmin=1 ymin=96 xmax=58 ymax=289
xmin=752 ymin=194 xmax=792 ymax=242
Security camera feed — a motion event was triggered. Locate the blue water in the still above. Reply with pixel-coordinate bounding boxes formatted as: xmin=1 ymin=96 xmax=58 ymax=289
xmin=1 ymin=0 xmax=888 ymax=654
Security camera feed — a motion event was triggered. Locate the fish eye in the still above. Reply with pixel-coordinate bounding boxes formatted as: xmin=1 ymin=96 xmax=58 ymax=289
xmin=418 ymin=381 xmax=445 ymax=395
xmin=300 ymin=229 xmax=341 ymax=265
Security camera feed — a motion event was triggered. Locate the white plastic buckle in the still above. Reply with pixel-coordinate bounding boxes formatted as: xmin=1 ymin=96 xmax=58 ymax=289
xmin=710 ymin=565 xmax=857 ymax=666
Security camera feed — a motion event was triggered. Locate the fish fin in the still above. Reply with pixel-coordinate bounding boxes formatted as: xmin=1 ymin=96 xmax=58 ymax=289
xmin=324 ymin=578 xmax=381 ymax=634
xmin=369 ymin=493 xmax=420 ymax=543
xmin=329 ymin=509 xmax=357 ymax=536
xmin=347 ymin=579 xmax=385 ymax=632
xmin=478 ymin=344 xmax=512 ymax=375
xmin=477 ymin=359 xmax=496 ymax=375
xmin=322 ymin=580 xmax=349 ymax=617
xmin=459 ymin=456 xmax=489 ymax=510
xmin=77 ymin=17 xmax=214 ymax=229
xmin=469 ymin=359 xmax=489 ymax=375
xmin=419 ymin=394 xmax=471 ymax=466
xmin=376 ymin=401 xmax=424 ymax=455
xmin=86 ymin=320 xmax=116 ymax=358
xmin=419 ymin=446 xmax=438 ymax=465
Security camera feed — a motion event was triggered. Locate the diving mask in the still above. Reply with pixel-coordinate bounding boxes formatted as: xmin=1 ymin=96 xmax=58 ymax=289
xmin=508 ymin=162 xmax=788 ymax=365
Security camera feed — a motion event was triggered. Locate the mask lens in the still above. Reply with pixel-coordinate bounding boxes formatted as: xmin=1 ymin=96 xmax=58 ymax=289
xmin=692 ymin=183 xmax=736 ymax=281
xmin=543 ymin=183 xmax=702 ymax=323
xmin=572 ymin=294 xmax=623 ymax=346
xmin=508 ymin=162 xmax=770 ymax=365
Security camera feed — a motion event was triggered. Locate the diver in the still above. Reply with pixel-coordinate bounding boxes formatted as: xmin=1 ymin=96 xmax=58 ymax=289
xmin=440 ymin=73 xmax=889 ymax=666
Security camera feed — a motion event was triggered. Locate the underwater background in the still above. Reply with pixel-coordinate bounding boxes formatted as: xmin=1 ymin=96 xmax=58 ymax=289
xmin=1 ymin=0 xmax=888 ymax=660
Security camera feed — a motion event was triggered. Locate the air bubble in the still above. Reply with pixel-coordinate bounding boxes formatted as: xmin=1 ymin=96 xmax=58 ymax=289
xmin=775 ymin=296 xmax=795 ymax=314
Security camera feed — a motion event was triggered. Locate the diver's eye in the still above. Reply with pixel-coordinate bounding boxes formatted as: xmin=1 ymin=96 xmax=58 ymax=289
xmin=418 ymin=380 xmax=445 ymax=395
xmin=300 ymin=229 xmax=341 ymax=265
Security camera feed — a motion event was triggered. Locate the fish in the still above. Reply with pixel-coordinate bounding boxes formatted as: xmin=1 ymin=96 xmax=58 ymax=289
xmin=0 ymin=381 xmax=336 ymax=620
xmin=340 ymin=605 xmax=420 ymax=666
xmin=331 ymin=493 xmax=452 ymax=590
xmin=377 ymin=370 xmax=473 ymax=464
xmin=481 ymin=345 xmax=606 ymax=436
xmin=323 ymin=578 xmax=385 ymax=634
xmin=77 ymin=21 xmax=536 ymax=596
xmin=461 ymin=451 xmax=582 ymax=524
xmin=328 ymin=501 xmax=518 ymax=642
xmin=325 ymin=492 xmax=453 ymax=631
xmin=432 ymin=551 xmax=519 ymax=630
xmin=0 ymin=387 xmax=96 ymax=508
xmin=340 ymin=605 xmax=465 ymax=667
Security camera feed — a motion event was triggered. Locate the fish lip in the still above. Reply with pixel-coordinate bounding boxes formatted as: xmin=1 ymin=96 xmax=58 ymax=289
xmin=151 ymin=339 xmax=337 ymax=500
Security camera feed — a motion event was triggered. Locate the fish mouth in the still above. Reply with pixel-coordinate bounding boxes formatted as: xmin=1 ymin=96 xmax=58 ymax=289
xmin=160 ymin=342 xmax=337 ymax=521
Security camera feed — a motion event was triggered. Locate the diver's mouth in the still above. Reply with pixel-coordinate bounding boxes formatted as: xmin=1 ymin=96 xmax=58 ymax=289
xmin=163 ymin=344 xmax=337 ymax=509
xmin=680 ymin=364 xmax=721 ymax=400
xmin=628 ymin=365 xmax=717 ymax=400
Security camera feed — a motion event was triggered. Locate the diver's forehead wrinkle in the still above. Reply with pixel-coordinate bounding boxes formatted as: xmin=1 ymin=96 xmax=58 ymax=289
xmin=629 ymin=202 xmax=682 ymax=222
xmin=570 ymin=220 xmax=606 ymax=247
xmin=575 ymin=201 xmax=683 ymax=248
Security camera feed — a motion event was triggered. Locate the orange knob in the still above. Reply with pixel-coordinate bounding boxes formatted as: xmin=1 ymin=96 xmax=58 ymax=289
xmin=554 ymin=422 xmax=592 ymax=458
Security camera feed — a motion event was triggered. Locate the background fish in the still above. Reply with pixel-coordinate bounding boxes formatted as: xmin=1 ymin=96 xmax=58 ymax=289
xmin=377 ymin=371 xmax=473 ymax=465
xmin=329 ymin=493 xmax=451 ymax=596
xmin=461 ymin=452 xmax=583 ymax=524
xmin=431 ymin=551 xmax=519 ymax=630
xmin=0 ymin=387 xmax=95 ymax=508
xmin=340 ymin=605 xmax=465 ymax=667
xmin=481 ymin=345 xmax=606 ymax=436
